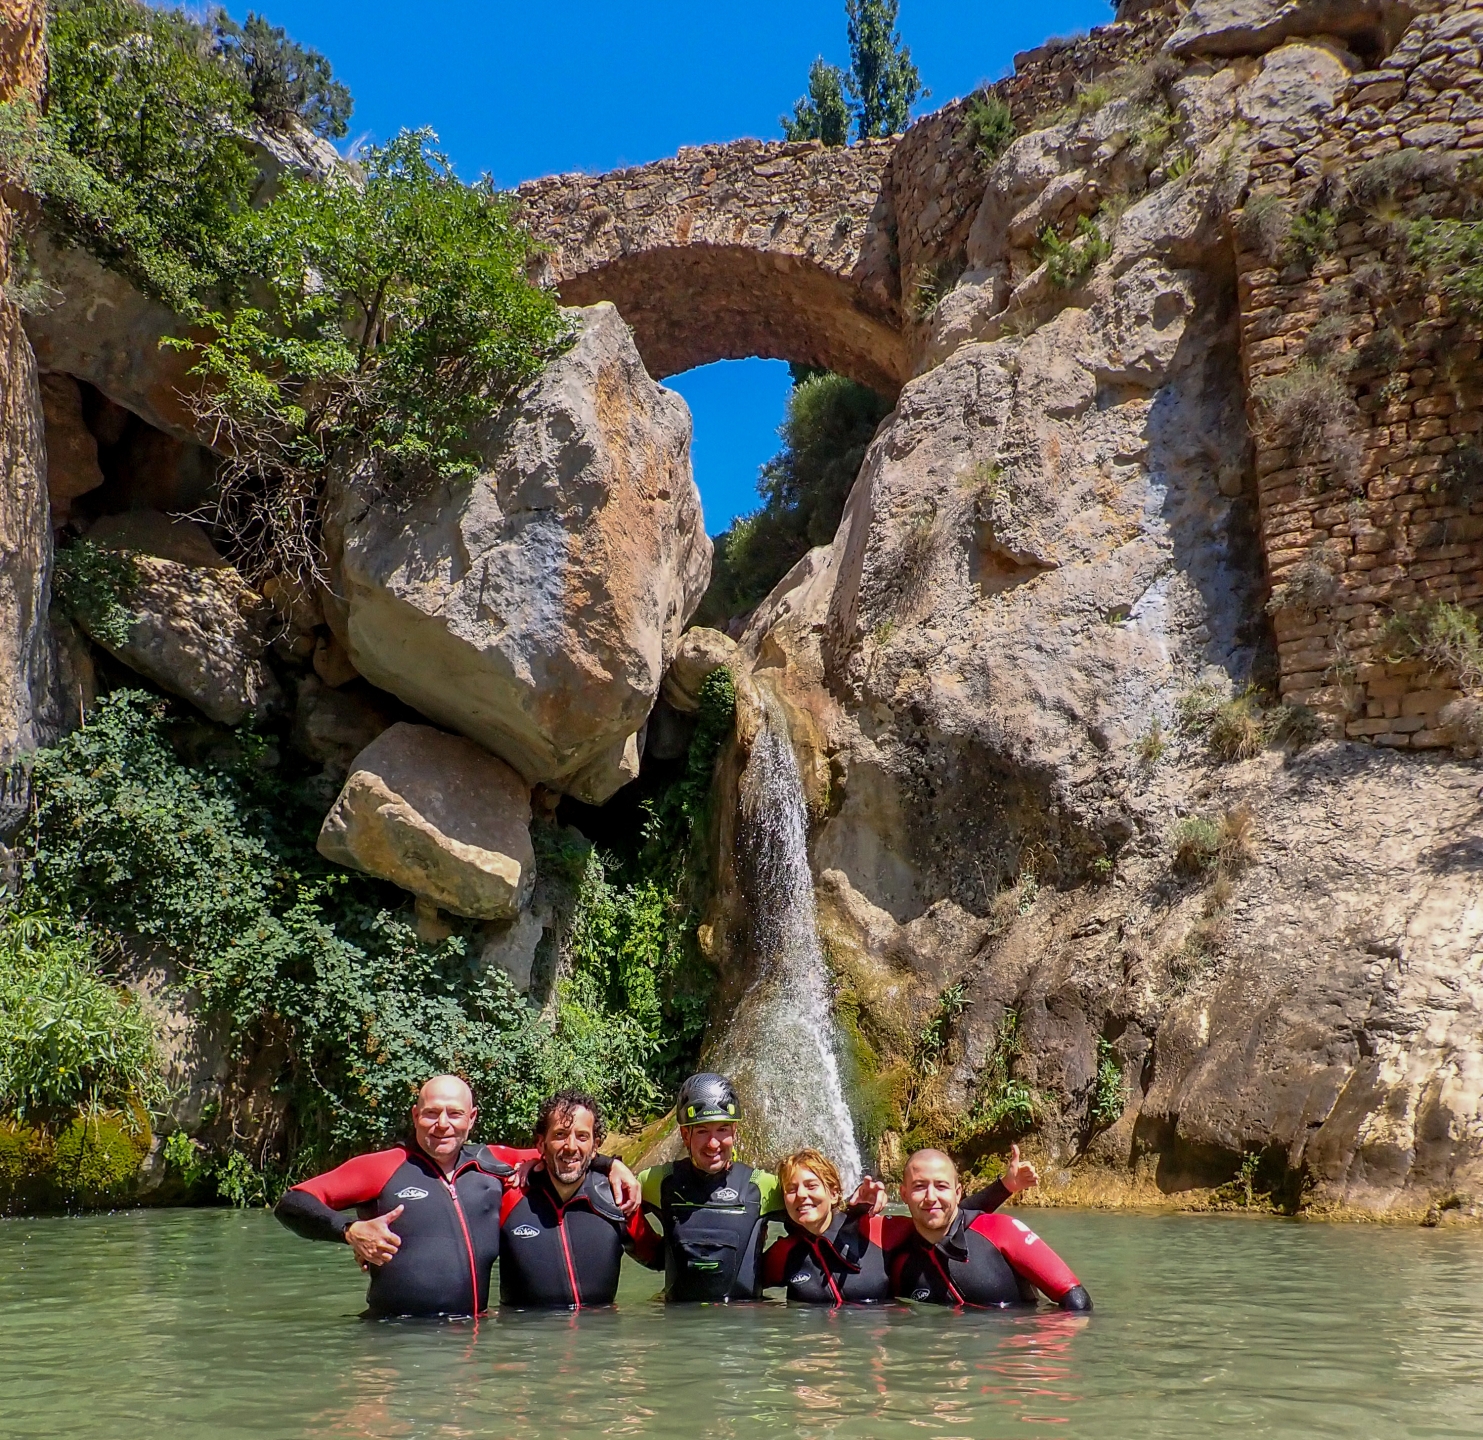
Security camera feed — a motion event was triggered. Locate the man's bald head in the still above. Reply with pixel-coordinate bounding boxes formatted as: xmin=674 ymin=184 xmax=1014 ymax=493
xmin=418 ymin=1074 xmax=474 ymax=1110
xmin=902 ymin=1148 xmax=958 ymax=1184
xmin=411 ymin=1075 xmax=477 ymax=1174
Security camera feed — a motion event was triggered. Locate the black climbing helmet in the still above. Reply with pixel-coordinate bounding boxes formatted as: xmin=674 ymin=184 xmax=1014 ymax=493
xmin=675 ymin=1072 xmax=741 ymax=1126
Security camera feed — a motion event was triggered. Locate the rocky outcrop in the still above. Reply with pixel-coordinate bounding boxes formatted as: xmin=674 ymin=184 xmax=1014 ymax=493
xmin=79 ymin=515 xmax=279 ymax=727
xmin=325 ymin=302 xmax=711 ymax=804
xmin=317 ymin=722 xmax=536 ymax=920
xmin=1165 ymin=0 xmax=1417 ymax=58
xmin=662 ymin=626 xmax=737 ymax=712
xmin=700 ymin=0 xmax=1483 ymax=1216
xmin=38 ymin=372 xmax=103 ymax=525
xmin=0 ymin=0 xmax=56 ymax=766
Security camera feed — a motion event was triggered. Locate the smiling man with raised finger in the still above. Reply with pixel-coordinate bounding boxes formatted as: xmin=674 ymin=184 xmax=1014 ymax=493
xmin=274 ymin=1075 xmax=640 ymax=1318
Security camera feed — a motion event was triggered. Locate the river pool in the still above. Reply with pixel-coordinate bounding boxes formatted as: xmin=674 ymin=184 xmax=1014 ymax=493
xmin=2 ymin=1207 xmax=1481 ymax=1439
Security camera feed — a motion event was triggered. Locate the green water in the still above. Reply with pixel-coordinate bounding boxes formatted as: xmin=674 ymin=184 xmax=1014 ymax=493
xmin=2 ymin=1208 xmax=1482 ymax=1439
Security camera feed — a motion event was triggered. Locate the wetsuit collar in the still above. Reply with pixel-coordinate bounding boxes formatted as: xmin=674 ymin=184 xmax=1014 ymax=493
xmin=403 ymin=1137 xmax=484 ymax=1182
xmin=931 ymin=1208 xmax=971 ymax=1263
xmin=527 ymin=1163 xmax=622 ymax=1220
xmin=783 ymin=1210 xmax=863 ymax=1273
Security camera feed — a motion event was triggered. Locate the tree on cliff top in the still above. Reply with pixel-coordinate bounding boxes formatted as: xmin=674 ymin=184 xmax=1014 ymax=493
xmin=209 ymin=8 xmax=354 ymax=139
xmin=782 ymin=57 xmax=850 ymax=147
xmin=846 ymin=0 xmax=925 ymax=140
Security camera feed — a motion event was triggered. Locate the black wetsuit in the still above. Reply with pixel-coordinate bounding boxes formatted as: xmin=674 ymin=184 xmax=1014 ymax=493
xmin=275 ymin=1141 xmax=531 ymax=1318
xmin=498 ymin=1167 xmax=662 ymax=1308
xmin=884 ymin=1208 xmax=1091 ymax=1310
xmin=638 ymin=1159 xmax=783 ymax=1302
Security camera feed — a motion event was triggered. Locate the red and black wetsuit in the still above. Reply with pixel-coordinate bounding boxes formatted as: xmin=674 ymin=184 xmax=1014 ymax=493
xmin=497 ymin=1167 xmax=663 ymax=1309
xmin=883 ymin=1208 xmax=1091 ymax=1311
xmin=275 ymin=1141 xmax=535 ymax=1318
xmin=758 ymin=1178 xmax=1014 ymax=1306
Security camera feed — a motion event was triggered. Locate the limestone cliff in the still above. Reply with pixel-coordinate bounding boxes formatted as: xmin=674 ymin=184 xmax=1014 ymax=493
xmin=697 ymin=0 xmax=1483 ymax=1216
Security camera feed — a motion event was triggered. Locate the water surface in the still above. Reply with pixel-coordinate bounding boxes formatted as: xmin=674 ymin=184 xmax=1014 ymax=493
xmin=2 ymin=1207 xmax=1481 ymax=1438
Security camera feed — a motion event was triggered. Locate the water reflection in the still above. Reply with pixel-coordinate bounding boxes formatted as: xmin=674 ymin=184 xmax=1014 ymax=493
xmin=3 ymin=1210 xmax=1483 ymax=1439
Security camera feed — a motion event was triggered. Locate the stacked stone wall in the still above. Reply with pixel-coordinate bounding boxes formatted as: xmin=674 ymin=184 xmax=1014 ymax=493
xmin=1235 ymin=6 xmax=1483 ymax=749
xmin=888 ymin=2 xmax=1180 ymax=313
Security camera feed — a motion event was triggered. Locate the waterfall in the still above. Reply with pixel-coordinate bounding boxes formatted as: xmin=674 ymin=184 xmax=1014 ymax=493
xmin=714 ymin=705 xmax=863 ymax=1192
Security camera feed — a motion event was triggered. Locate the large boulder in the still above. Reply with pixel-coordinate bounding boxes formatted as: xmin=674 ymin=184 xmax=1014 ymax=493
xmin=77 ymin=513 xmax=279 ymax=727
xmin=38 ymin=373 xmax=103 ymax=526
xmin=317 ymin=722 xmax=536 ymax=920
xmin=662 ymin=627 xmax=736 ymax=713
xmin=1165 ymin=0 xmax=1414 ymax=58
xmin=324 ymin=302 xmax=711 ymax=803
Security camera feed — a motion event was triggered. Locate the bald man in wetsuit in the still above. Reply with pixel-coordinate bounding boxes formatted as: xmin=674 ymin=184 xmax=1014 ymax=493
xmin=275 ymin=1075 xmax=640 ymax=1317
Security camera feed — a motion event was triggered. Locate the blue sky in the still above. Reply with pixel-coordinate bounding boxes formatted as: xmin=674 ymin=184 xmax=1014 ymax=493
xmin=251 ymin=0 xmax=1114 ymax=534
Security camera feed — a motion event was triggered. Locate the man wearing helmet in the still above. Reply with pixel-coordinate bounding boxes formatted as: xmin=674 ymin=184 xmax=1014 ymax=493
xmin=637 ymin=1072 xmax=885 ymax=1302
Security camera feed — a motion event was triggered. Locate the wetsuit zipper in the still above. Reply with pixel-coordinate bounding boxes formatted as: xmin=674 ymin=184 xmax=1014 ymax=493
xmin=555 ymin=1204 xmax=582 ymax=1310
xmin=928 ymin=1248 xmax=965 ymax=1306
xmin=443 ymin=1173 xmax=480 ymax=1314
xmin=811 ymin=1239 xmax=844 ymax=1306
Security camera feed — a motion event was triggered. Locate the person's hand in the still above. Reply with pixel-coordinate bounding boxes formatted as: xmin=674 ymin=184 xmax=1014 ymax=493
xmin=345 ymin=1206 xmax=403 ymax=1269
xmin=608 ymin=1160 xmax=641 ymax=1216
xmin=512 ymin=1157 xmax=540 ymax=1189
xmin=849 ymin=1176 xmax=889 ymax=1215
xmin=1003 ymin=1144 xmax=1040 ymax=1195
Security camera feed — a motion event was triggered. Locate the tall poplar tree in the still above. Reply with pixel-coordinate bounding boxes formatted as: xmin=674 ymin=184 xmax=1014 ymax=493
xmin=845 ymin=0 xmax=924 ymax=139
xmin=781 ymin=57 xmax=850 ymax=147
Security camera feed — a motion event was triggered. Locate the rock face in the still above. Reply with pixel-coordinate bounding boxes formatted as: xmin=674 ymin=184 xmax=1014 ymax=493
xmin=0 ymin=0 xmax=57 ymax=766
xmin=78 ymin=516 xmax=279 ymax=727
xmin=662 ymin=626 xmax=737 ymax=712
xmin=317 ymin=722 xmax=536 ymax=920
xmin=325 ymin=302 xmax=711 ymax=804
xmin=38 ymin=373 xmax=103 ymax=525
xmin=697 ymin=0 xmax=1483 ymax=1216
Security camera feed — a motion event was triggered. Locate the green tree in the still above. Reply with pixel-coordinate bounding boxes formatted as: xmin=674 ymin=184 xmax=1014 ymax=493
xmin=782 ymin=57 xmax=850 ymax=146
xmin=696 ymin=372 xmax=890 ymax=627
xmin=176 ymin=128 xmax=569 ymax=585
xmin=210 ymin=9 xmax=354 ymax=139
xmin=846 ymin=0 xmax=925 ymax=139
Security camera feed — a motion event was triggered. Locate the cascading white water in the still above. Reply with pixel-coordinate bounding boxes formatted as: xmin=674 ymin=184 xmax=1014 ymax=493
xmin=714 ymin=706 xmax=863 ymax=1191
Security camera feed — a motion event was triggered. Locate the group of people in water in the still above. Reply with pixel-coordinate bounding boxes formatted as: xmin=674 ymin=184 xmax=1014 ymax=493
xmin=276 ymin=1070 xmax=1092 ymax=1317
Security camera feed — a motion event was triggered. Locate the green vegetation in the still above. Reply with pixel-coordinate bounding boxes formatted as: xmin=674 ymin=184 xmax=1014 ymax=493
xmin=50 ymin=539 xmax=140 ymax=650
xmin=1405 ymin=217 xmax=1483 ymax=317
xmin=1236 ymin=191 xmax=1290 ymax=264
xmin=6 ymin=2 xmax=565 ymax=589
xmin=1251 ymin=359 xmax=1361 ymax=488
xmin=1090 ymin=1038 xmax=1125 ymax=1129
xmin=782 ymin=58 xmax=851 ymax=147
xmin=1288 ymin=205 xmax=1338 ymax=265
xmin=955 ymin=1010 xmax=1039 ymax=1143
xmin=1036 ymin=214 xmax=1111 ymax=288
xmin=1178 ymin=682 xmax=1320 ymax=762
xmin=1383 ymin=600 xmax=1483 ymax=691
xmin=1171 ymin=805 xmax=1254 ymax=881
xmin=781 ymin=0 xmax=924 ymax=145
xmin=963 ymin=89 xmax=1015 ymax=165
xmin=6 ymin=685 xmax=733 ymax=1200
xmin=0 ymin=909 xmax=159 ymax=1122
xmin=209 ymin=9 xmax=353 ymax=139
xmin=697 ymin=371 xmax=891 ymax=628
xmin=176 ymin=128 xmax=569 ymax=586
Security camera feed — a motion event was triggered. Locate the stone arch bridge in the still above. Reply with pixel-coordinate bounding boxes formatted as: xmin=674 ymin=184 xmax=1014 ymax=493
xmin=517 ymin=137 xmax=913 ymax=396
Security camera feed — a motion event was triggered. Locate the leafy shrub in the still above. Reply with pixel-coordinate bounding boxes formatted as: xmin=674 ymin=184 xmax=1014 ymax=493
xmin=1090 ymin=1038 xmax=1125 ymax=1128
xmin=1037 ymin=214 xmax=1110 ymax=288
xmin=1266 ymin=551 xmax=1340 ymax=615
xmin=0 ymin=908 xmax=159 ymax=1122
xmin=1171 ymin=815 xmax=1222 ymax=877
xmin=963 ymin=89 xmax=1014 ymax=164
xmin=955 ymin=1010 xmax=1039 ymax=1142
xmin=1435 ymin=439 xmax=1483 ymax=511
xmin=1405 ymin=217 xmax=1483 ymax=317
xmin=177 ymin=128 xmax=570 ymax=588
xmin=1383 ymin=600 xmax=1483 ymax=691
xmin=14 ymin=691 xmax=683 ymax=1172
xmin=1289 ymin=206 xmax=1338 ymax=264
xmin=1252 ymin=360 xmax=1362 ymax=488
xmin=7 ymin=0 xmax=260 ymax=307
xmin=50 ymin=539 xmax=140 ymax=650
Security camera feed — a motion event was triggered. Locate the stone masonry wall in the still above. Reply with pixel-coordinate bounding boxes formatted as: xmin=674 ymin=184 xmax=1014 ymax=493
xmin=1235 ymin=5 xmax=1483 ymax=748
